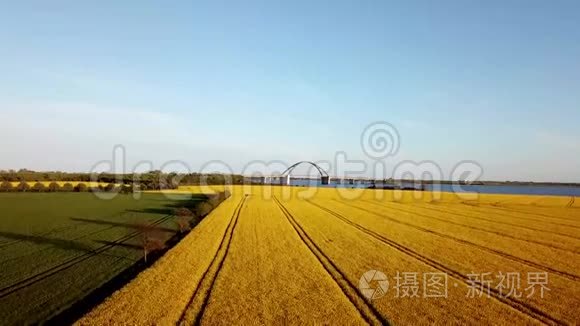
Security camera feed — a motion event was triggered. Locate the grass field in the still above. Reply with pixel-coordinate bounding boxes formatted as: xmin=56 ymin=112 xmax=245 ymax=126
xmin=76 ymin=186 xmax=580 ymax=325
xmin=0 ymin=192 xmax=206 ymax=324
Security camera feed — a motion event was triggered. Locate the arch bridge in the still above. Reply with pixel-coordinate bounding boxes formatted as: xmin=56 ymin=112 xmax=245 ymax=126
xmin=267 ymin=161 xmax=330 ymax=185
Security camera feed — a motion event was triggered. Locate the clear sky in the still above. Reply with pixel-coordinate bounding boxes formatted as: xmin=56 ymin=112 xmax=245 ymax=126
xmin=1 ymin=1 xmax=579 ymax=181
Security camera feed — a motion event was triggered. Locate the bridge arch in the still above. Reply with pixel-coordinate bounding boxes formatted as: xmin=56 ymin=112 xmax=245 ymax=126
xmin=281 ymin=161 xmax=330 ymax=185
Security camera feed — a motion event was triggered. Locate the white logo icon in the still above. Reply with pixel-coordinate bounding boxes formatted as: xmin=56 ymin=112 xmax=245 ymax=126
xmin=359 ymin=270 xmax=389 ymax=300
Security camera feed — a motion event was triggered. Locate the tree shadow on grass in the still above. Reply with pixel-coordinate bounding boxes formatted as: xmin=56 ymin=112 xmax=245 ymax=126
xmin=69 ymin=218 xmax=175 ymax=233
xmin=0 ymin=231 xmax=94 ymax=252
xmin=125 ymin=208 xmax=174 ymax=215
xmin=144 ymin=194 xmax=209 ymax=202
xmin=124 ymin=195 xmax=209 ymax=215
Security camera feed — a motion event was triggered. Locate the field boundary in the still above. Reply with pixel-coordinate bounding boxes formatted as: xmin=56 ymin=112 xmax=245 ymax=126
xmin=307 ymin=200 xmax=565 ymax=326
xmin=273 ymin=196 xmax=390 ymax=326
xmin=335 ymin=200 xmax=580 ymax=282
xmin=178 ymin=195 xmax=247 ymax=325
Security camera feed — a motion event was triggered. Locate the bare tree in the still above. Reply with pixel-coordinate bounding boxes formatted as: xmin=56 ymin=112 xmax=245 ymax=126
xmin=173 ymin=207 xmax=195 ymax=233
xmin=138 ymin=222 xmax=165 ymax=263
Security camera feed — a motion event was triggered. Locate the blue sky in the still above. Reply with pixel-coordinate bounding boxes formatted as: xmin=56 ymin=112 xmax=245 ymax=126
xmin=1 ymin=1 xmax=579 ymax=181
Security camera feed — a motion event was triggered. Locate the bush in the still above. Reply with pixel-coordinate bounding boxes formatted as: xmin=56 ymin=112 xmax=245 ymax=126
xmin=119 ymin=185 xmax=134 ymax=194
xmin=0 ymin=181 xmax=12 ymax=192
xmin=105 ymin=183 xmax=116 ymax=192
xmin=30 ymin=182 xmax=46 ymax=192
xmin=176 ymin=216 xmax=192 ymax=233
xmin=137 ymin=223 xmax=166 ymax=263
xmin=16 ymin=181 xmax=30 ymax=192
xmin=208 ymin=194 xmax=222 ymax=207
xmin=195 ymin=202 xmax=214 ymax=217
xmin=61 ymin=183 xmax=74 ymax=192
xmin=174 ymin=207 xmax=194 ymax=217
xmin=74 ymin=183 xmax=88 ymax=192
xmin=47 ymin=182 xmax=60 ymax=192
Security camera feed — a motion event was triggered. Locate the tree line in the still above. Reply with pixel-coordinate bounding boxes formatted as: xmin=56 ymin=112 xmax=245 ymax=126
xmin=0 ymin=170 xmax=245 ymax=186
xmin=0 ymin=181 xmax=141 ymax=193
xmin=142 ymin=190 xmax=231 ymax=262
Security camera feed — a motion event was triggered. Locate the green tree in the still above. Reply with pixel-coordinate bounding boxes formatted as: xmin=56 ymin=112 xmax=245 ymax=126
xmin=31 ymin=182 xmax=46 ymax=192
xmin=16 ymin=181 xmax=30 ymax=192
xmin=61 ymin=182 xmax=74 ymax=192
xmin=119 ymin=185 xmax=133 ymax=194
xmin=0 ymin=181 xmax=13 ymax=192
xmin=105 ymin=183 xmax=116 ymax=192
xmin=74 ymin=183 xmax=88 ymax=192
xmin=47 ymin=182 xmax=60 ymax=192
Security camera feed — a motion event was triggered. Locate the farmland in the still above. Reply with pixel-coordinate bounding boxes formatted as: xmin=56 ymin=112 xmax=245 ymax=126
xmin=0 ymin=191 xmax=210 ymax=324
xmin=77 ymin=186 xmax=580 ymax=325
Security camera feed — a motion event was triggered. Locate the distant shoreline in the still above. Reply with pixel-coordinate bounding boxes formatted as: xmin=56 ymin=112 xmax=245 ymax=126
xmin=421 ymin=181 xmax=580 ymax=187
xmin=1 ymin=170 xmax=579 ymax=188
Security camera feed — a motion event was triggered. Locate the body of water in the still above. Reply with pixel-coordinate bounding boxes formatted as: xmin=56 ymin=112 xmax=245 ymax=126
xmin=286 ymin=179 xmax=580 ymax=197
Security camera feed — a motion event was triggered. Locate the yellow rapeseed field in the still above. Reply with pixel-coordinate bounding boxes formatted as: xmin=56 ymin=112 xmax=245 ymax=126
xmin=76 ymin=186 xmax=580 ymax=325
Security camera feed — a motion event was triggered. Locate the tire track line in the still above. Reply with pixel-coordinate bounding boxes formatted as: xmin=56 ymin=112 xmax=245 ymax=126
xmin=178 ymin=195 xmax=247 ymax=325
xmin=0 ymin=214 xmax=173 ymax=299
xmin=364 ymin=200 xmax=579 ymax=254
xmin=333 ymin=200 xmax=580 ymax=282
xmin=273 ymin=197 xmax=389 ymax=326
xmin=415 ymin=203 xmax=580 ymax=241
xmin=308 ymin=200 xmax=565 ymax=326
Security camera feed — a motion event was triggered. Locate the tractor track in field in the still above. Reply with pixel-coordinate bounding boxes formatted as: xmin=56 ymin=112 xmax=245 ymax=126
xmin=273 ymin=197 xmax=389 ymax=326
xmin=178 ymin=195 xmax=247 ymax=325
xmin=465 ymin=204 xmax=580 ymax=227
xmin=0 ymin=214 xmax=174 ymax=299
xmin=363 ymin=200 xmax=579 ymax=254
xmin=567 ymin=197 xmax=575 ymax=208
xmin=486 ymin=205 xmax=580 ymax=224
xmin=334 ymin=200 xmax=580 ymax=282
xmin=415 ymin=203 xmax=580 ymax=241
xmin=307 ymin=200 xmax=565 ymax=326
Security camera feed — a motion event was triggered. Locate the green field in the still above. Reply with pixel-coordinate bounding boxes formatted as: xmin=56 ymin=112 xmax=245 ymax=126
xmin=0 ymin=192 xmax=205 ymax=324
